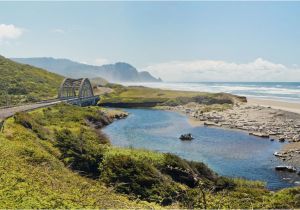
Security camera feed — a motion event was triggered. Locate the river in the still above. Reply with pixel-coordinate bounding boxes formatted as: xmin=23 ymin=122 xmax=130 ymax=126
xmin=103 ymin=108 xmax=300 ymax=189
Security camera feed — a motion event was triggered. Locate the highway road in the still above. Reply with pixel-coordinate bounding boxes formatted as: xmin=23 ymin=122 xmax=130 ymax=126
xmin=0 ymin=100 xmax=61 ymax=120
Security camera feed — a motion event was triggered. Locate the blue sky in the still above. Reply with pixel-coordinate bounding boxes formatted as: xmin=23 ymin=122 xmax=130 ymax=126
xmin=0 ymin=1 xmax=300 ymax=81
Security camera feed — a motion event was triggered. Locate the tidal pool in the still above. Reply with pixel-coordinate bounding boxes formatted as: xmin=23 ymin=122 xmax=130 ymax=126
xmin=103 ymin=108 xmax=300 ymax=189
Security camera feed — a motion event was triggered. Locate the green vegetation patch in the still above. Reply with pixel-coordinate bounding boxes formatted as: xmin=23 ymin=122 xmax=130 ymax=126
xmin=1 ymin=103 xmax=299 ymax=208
xmin=0 ymin=55 xmax=63 ymax=106
xmin=100 ymin=84 xmax=247 ymax=107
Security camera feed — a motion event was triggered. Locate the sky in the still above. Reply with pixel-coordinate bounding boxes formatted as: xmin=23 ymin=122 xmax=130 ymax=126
xmin=0 ymin=1 xmax=300 ymax=82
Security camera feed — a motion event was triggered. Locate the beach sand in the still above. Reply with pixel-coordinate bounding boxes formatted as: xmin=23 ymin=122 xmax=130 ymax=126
xmin=247 ymin=98 xmax=300 ymax=114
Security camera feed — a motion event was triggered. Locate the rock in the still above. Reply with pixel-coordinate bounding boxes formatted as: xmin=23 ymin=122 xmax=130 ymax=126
xmin=293 ymin=135 xmax=300 ymax=142
xmin=275 ymin=165 xmax=297 ymax=173
xmin=249 ymin=132 xmax=269 ymax=138
xmin=179 ymin=133 xmax=194 ymax=141
xmin=274 ymin=152 xmax=286 ymax=157
xmin=270 ymin=139 xmax=274 ymax=141
xmin=204 ymin=121 xmax=218 ymax=126
xmin=279 ymin=137 xmax=285 ymax=142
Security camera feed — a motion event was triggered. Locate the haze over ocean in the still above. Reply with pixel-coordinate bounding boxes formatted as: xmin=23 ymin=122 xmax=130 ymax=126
xmin=122 ymin=82 xmax=300 ymax=103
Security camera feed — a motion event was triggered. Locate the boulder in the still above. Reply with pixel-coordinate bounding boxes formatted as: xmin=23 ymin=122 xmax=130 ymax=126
xmin=275 ymin=165 xmax=297 ymax=173
xmin=179 ymin=133 xmax=194 ymax=141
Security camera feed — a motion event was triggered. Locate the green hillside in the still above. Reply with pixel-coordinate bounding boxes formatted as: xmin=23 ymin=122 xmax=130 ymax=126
xmin=0 ymin=55 xmax=63 ymax=106
xmin=0 ymin=104 xmax=299 ymax=208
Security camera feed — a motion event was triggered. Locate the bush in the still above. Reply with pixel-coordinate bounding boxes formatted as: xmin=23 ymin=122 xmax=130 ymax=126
xmin=99 ymin=153 xmax=182 ymax=204
xmin=161 ymin=153 xmax=217 ymax=187
xmin=54 ymin=128 xmax=104 ymax=177
xmin=14 ymin=112 xmax=49 ymax=140
xmin=85 ymin=111 xmax=112 ymax=128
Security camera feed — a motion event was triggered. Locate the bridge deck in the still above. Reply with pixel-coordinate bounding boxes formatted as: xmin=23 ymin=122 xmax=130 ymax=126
xmin=0 ymin=100 xmax=60 ymax=120
xmin=0 ymin=96 xmax=99 ymax=121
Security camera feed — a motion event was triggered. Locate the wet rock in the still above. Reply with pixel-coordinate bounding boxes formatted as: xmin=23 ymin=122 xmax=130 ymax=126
xmin=275 ymin=165 xmax=297 ymax=173
xmin=179 ymin=133 xmax=194 ymax=141
xmin=249 ymin=132 xmax=269 ymax=138
xmin=274 ymin=152 xmax=286 ymax=157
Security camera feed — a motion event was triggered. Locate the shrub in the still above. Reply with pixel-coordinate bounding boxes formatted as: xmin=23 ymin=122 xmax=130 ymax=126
xmin=14 ymin=112 xmax=49 ymax=140
xmin=99 ymin=153 xmax=182 ymax=204
xmin=161 ymin=153 xmax=217 ymax=188
xmin=54 ymin=128 xmax=104 ymax=177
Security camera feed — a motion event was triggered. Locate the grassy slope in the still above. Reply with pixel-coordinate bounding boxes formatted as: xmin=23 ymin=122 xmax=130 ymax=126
xmin=0 ymin=55 xmax=63 ymax=106
xmin=0 ymin=105 xmax=155 ymax=208
xmin=0 ymin=104 xmax=299 ymax=208
xmin=99 ymin=84 xmax=246 ymax=107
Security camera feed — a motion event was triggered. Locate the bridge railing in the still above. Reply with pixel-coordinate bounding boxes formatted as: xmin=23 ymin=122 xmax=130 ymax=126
xmin=0 ymin=98 xmax=59 ymax=110
xmin=0 ymin=95 xmax=100 ymax=110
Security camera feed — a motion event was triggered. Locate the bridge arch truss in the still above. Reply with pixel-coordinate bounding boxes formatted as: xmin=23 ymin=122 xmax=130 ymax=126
xmin=58 ymin=78 xmax=94 ymax=99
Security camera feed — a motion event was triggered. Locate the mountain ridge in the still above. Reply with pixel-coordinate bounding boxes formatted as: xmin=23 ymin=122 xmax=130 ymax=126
xmin=12 ymin=57 xmax=162 ymax=83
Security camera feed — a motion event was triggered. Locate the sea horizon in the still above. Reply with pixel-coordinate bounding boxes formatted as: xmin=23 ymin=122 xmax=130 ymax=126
xmin=122 ymin=81 xmax=300 ymax=103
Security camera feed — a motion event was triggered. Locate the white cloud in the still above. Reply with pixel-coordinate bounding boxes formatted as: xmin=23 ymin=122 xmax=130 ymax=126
xmin=144 ymin=58 xmax=300 ymax=82
xmin=0 ymin=24 xmax=23 ymax=40
xmin=52 ymin=28 xmax=65 ymax=34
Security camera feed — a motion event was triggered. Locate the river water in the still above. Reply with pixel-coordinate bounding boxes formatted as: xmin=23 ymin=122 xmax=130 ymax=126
xmin=103 ymin=108 xmax=300 ymax=189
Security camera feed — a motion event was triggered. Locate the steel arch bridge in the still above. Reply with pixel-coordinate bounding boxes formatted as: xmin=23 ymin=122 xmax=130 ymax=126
xmin=58 ymin=78 xmax=99 ymax=106
xmin=58 ymin=78 xmax=94 ymax=99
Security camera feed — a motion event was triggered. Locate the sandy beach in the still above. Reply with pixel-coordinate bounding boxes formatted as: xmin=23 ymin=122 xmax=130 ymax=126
xmin=247 ymin=98 xmax=300 ymax=114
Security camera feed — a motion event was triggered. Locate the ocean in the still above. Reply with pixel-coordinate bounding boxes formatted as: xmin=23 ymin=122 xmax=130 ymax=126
xmin=122 ymin=82 xmax=300 ymax=103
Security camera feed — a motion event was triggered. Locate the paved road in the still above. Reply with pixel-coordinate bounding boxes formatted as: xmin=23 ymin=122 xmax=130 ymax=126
xmin=0 ymin=95 xmax=101 ymax=121
xmin=0 ymin=100 xmax=62 ymax=120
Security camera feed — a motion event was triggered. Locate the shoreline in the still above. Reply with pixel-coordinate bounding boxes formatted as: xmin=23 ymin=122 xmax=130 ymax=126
xmin=247 ymin=98 xmax=300 ymax=114
xmin=162 ymin=98 xmax=300 ymax=168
